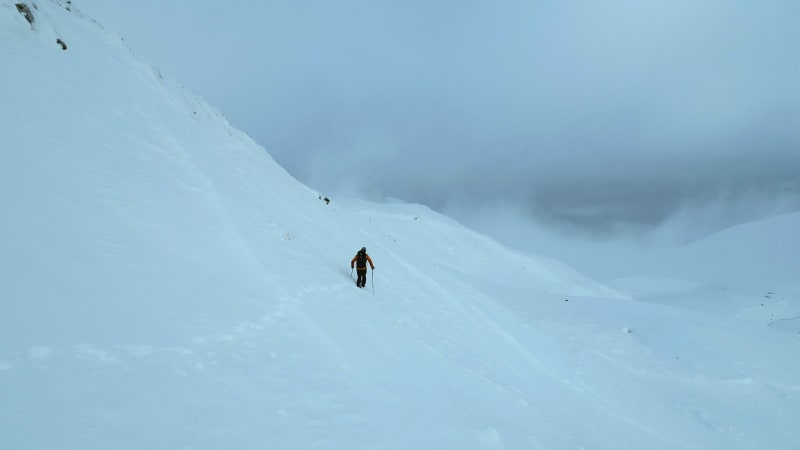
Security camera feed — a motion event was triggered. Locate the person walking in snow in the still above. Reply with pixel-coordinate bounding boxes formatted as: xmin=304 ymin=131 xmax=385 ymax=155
xmin=351 ymin=247 xmax=375 ymax=288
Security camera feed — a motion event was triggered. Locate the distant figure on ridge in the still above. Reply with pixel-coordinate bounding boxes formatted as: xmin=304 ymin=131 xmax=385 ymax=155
xmin=351 ymin=247 xmax=375 ymax=288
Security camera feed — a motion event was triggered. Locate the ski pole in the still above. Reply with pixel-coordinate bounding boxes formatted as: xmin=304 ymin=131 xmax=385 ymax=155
xmin=371 ymin=269 xmax=375 ymax=295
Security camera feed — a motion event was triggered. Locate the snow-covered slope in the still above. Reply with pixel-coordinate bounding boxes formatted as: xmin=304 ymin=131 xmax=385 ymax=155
xmin=633 ymin=211 xmax=800 ymax=288
xmin=2 ymin=2 xmax=799 ymax=449
xmin=609 ymin=212 xmax=800 ymax=331
xmin=672 ymin=211 xmax=799 ymax=287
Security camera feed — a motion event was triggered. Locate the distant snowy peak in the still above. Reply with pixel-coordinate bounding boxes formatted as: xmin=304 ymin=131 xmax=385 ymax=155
xmin=655 ymin=211 xmax=800 ymax=287
xmin=685 ymin=210 xmax=800 ymax=251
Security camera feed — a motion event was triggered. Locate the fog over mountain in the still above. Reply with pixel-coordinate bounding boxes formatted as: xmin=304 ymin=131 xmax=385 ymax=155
xmin=77 ymin=0 xmax=800 ymax=251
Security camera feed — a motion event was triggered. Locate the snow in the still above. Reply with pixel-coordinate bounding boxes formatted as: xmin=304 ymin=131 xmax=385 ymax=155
xmin=2 ymin=2 xmax=799 ymax=449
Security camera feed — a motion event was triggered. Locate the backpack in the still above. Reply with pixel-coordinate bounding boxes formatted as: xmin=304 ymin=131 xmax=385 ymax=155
xmin=356 ymin=250 xmax=367 ymax=267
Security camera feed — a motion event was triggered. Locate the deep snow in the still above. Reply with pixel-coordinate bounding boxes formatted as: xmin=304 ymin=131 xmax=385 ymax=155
xmin=2 ymin=2 xmax=798 ymax=449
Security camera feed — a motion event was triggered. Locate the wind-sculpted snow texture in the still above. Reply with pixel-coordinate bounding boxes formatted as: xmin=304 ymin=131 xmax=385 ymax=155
xmin=1 ymin=2 xmax=798 ymax=449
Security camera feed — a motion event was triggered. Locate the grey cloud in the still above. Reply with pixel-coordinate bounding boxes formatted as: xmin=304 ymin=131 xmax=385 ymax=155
xmin=81 ymin=0 xmax=800 ymax=237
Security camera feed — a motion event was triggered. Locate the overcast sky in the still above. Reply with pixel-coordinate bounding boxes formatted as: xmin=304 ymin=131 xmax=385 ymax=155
xmin=78 ymin=0 xmax=800 ymax=254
